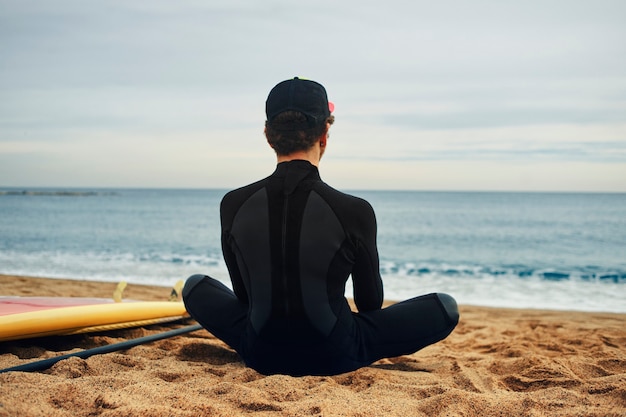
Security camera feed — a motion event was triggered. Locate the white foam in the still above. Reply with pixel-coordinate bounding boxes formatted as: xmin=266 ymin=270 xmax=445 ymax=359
xmin=380 ymin=272 xmax=626 ymax=313
xmin=1 ymin=250 xmax=624 ymax=313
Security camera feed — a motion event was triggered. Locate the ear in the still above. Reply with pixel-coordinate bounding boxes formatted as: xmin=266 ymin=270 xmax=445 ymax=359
xmin=320 ymin=129 xmax=330 ymax=147
xmin=319 ymin=132 xmax=327 ymax=148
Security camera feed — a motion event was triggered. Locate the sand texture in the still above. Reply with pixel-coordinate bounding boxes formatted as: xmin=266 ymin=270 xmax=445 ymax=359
xmin=0 ymin=275 xmax=624 ymax=417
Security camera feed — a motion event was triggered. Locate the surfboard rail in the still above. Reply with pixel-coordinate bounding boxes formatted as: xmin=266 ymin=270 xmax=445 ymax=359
xmin=0 ymin=297 xmax=189 ymax=342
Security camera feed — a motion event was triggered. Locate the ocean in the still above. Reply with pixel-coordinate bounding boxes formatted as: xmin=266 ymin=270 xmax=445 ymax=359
xmin=1 ymin=188 xmax=624 ymax=313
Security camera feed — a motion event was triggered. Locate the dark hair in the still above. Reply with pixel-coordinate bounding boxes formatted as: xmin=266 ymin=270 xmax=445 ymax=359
xmin=265 ymin=111 xmax=335 ymax=156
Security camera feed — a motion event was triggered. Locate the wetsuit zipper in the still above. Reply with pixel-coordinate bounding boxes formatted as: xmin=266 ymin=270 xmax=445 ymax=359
xmin=281 ymin=196 xmax=290 ymax=317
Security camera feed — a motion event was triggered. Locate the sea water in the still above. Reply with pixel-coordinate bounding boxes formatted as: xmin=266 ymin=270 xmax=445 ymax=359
xmin=0 ymin=188 xmax=624 ymax=313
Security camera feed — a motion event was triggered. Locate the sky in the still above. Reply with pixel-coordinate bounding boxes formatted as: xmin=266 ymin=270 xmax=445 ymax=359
xmin=1 ymin=0 xmax=625 ymax=191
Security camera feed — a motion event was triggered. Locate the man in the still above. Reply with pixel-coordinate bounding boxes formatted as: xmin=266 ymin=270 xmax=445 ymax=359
xmin=182 ymin=77 xmax=459 ymax=376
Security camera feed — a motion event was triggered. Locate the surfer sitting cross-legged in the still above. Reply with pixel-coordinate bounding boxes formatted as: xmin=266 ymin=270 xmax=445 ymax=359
xmin=182 ymin=77 xmax=459 ymax=376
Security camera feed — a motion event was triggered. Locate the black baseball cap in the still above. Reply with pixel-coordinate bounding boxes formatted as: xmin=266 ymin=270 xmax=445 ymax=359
xmin=265 ymin=77 xmax=335 ymax=127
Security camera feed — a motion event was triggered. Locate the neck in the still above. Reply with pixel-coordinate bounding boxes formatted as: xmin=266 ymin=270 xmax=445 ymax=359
xmin=276 ymin=145 xmax=323 ymax=167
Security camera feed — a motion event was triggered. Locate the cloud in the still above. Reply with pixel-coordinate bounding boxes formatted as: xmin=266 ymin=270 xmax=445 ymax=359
xmin=1 ymin=0 xmax=625 ymax=190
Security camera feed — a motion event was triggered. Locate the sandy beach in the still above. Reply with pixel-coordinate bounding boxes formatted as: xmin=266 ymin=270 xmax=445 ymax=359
xmin=0 ymin=274 xmax=624 ymax=417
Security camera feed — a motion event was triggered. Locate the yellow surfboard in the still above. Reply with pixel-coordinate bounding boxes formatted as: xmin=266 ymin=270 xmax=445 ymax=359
xmin=0 ymin=296 xmax=189 ymax=342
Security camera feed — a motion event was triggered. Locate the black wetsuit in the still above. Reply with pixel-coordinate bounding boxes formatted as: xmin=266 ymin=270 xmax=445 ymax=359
xmin=183 ymin=160 xmax=459 ymax=376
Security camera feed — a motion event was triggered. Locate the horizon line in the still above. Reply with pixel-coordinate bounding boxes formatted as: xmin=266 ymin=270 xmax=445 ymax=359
xmin=1 ymin=186 xmax=625 ymax=195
